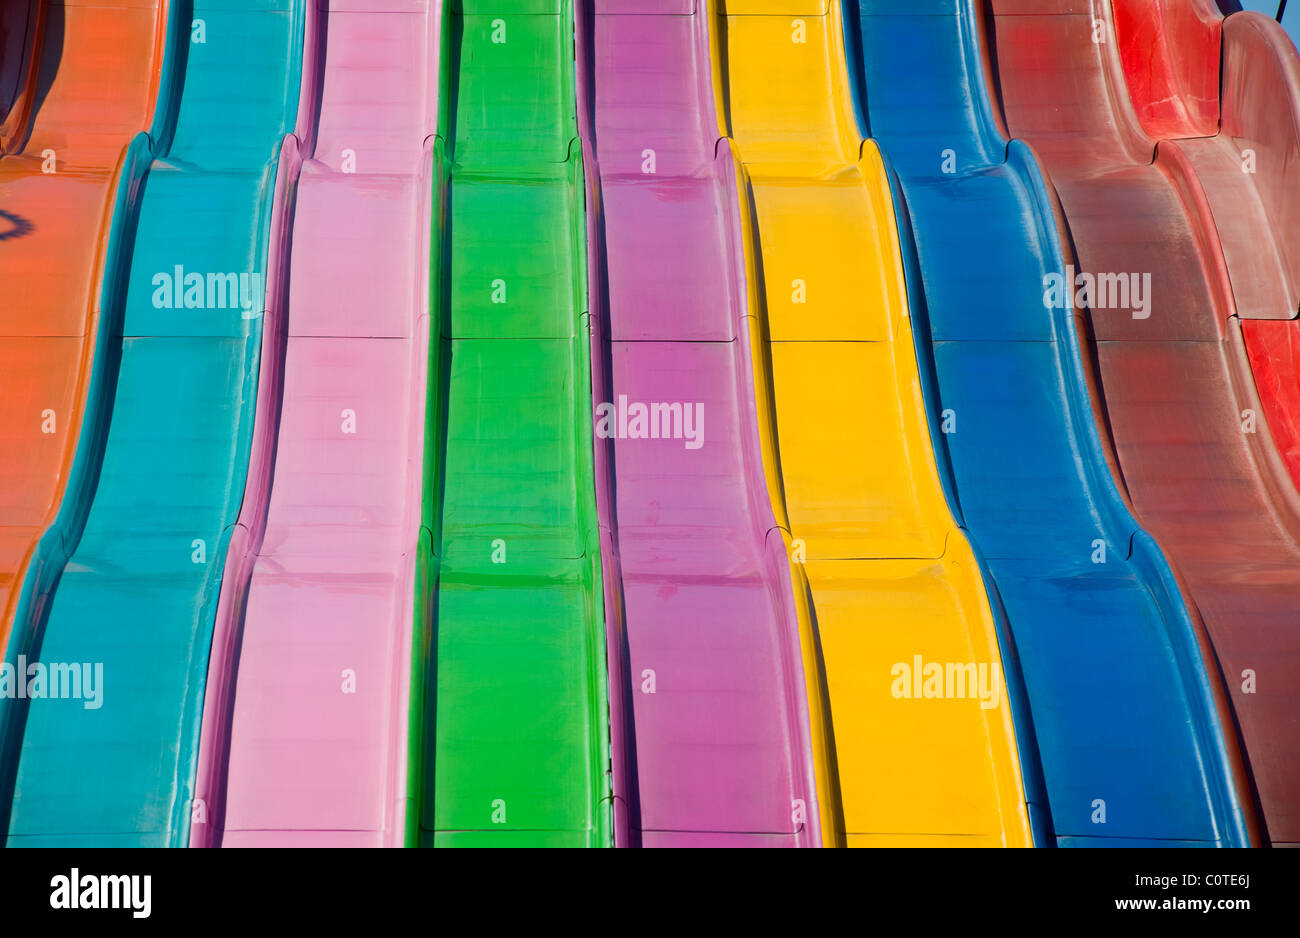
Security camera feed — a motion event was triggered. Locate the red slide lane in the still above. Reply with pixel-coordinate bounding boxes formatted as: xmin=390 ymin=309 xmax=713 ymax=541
xmin=1246 ymin=323 xmax=1300 ymax=479
xmin=1112 ymin=0 xmax=1220 ymax=138
xmin=987 ymin=0 xmax=1300 ymax=846
xmin=1114 ymin=3 xmax=1300 ymax=493
xmin=1222 ymin=18 xmax=1300 ymax=493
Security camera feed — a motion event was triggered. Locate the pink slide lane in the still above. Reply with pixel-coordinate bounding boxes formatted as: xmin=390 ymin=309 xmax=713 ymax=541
xmin=190 ymin=0 xmax=440 ymax=846
xmin=576 ymin=3 xmax=821 ymax=846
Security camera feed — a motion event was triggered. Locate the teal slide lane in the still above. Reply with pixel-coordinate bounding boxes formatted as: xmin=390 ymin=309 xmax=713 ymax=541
xmin=2 ymin=1 xmax=305 ymax=846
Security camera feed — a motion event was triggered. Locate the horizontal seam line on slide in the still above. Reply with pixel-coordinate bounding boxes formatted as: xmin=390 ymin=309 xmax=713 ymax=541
xmin=220 ymin=828 xmax=379 ymax=834
xmin=639 ymin=828 xmax=799 ymax=836
xmin=606 ymin=339 xmax=738 ymax=345
xmin=424 ymin=828 xmax=594 ymax=834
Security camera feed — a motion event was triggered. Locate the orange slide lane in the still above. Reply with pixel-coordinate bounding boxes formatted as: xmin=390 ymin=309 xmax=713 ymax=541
xmin=0 ymin=0 xmax=168 ymax=653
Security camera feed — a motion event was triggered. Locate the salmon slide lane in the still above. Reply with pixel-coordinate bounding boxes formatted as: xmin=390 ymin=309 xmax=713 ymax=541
xmin=0 ymin=0 xmax=167 ymax=721
xmin=2 ymin=0 xmax=306 ymax=846
xmin=986 ymin=0 xmax=1300 ymax=846
xmin=845 ymin=0 xmax=1256 ymax=845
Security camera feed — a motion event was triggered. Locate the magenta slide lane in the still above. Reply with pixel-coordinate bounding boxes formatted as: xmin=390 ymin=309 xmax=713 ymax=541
xmin=576 ymin=1 xmax=821 ymax=847
xmin=191 ymin=0 xmax=440 ymax=846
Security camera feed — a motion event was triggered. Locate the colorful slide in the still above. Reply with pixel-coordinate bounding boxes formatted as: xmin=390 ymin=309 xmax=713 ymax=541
xmin=714 ymin=0 xmax=1032 ymax=846
xmin=985 ymin=0 xmax=1300 ymax=846
xmin=0 ymin=0 xmax=166 ymax=708
xmin=1107 ymin=0 xmax=1300 ymax=846
xmin=846 ymin=1 xmax=1255 ymax=845
xmin=190 ymin=1 xmax=437 ymax=847
xmin=6 ymin=0 xmax=1300 ymax=852
xmin=3 ymin=0 xmax=305 ymax=846
xmin=575 ymin=1 xmax=820 ymax=847
xmin=411 ymin=0 xmax=611 ymax=847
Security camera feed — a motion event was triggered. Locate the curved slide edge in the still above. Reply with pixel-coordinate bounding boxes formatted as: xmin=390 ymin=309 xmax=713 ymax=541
xmin=575 ymin=0 xmax=821 ymax=847
xmin=3 ymin=0 xmax=307 ymax=847
xmin=413 ymin=0 xmax=611 ymax=847
xmin=987 ymin=0 xmax=1298 ymax=846
xmin=849 ymin=0 xmax=1256 ymax=846
xmin=717 ymin=1 xmax=1034 ymax=847
xmin=187 ymin=129 xmax=304 ymax=847
xmin=1216 ymin=1 xmax=1300 ymax=49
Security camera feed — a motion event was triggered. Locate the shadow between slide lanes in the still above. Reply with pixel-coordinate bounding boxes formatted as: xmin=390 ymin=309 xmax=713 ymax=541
xmin=986 ymin=0 xmax=1300 ymax=846
xmin=1107 ymin=0 xmax=1300 ymax=846
xmin=411 ymin=0 xmax=610 ymax=847
xmin=190 ymin=0 xmax=439 ymax=848
xmin=3 ymin=0 xmax=306 ymax=846
xmin=847 ymin=0 xmax=1255 ymax=846
xmin=575 ymin=0 xmax=820 ymax=848
xmin=715 ymin=0 xmax=1031 ymax=846
xmin=0 ymin=0 xmax=39 ymax=134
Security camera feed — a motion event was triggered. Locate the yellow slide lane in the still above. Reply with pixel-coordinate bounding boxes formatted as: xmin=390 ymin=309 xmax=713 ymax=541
xmin=712 ymin=0 xmax=1033 ymax=846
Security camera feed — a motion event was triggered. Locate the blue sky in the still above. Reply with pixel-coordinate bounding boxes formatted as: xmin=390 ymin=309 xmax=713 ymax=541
xmin=1232 ymin=0 xmax=1278 ymax=13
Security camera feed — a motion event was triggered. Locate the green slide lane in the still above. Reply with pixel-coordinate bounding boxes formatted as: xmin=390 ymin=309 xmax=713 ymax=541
xmin=410 ymin=0 xmax=610 ymax=847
